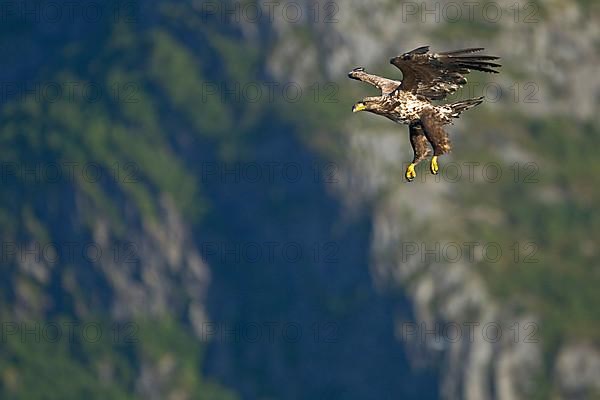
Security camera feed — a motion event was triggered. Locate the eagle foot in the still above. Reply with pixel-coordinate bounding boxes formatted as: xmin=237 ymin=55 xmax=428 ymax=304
xmin=405 ymin=164 xmax=417 ymax=182
xmin=430 ymin=156 xmax=439 ymax=175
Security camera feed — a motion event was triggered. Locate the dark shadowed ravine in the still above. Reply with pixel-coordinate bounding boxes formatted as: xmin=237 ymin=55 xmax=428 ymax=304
xmin=193 ymin=122 xmax=440 ymax=399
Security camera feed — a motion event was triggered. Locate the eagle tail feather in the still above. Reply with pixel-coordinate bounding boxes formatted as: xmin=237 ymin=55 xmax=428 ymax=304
xmin=438 ymin=48 xmax=484 ymax=56
xmin=449 ymin=97 xmax=485 ymax=118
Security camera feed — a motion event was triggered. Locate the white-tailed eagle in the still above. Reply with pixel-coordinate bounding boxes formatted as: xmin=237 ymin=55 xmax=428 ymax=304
xmin=349 ymin=46 xmax=501 ymax=181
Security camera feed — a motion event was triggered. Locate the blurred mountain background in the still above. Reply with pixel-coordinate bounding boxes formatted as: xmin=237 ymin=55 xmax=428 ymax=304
xmin=1 ymin=0 xmax=599 ymax=399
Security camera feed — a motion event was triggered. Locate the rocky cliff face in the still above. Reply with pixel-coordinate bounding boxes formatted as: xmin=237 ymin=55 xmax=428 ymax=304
xmin=261 ymin=0 xmax=600 ymax=399
xmin=2 ymin=0 xmax=599 ymax=398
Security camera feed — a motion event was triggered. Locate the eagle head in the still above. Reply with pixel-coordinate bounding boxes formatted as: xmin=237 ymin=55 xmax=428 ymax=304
xmin=352 ymin=102 xmax=367 ymax=113
xmin=352 ymin=98 xmax=381 ymax=113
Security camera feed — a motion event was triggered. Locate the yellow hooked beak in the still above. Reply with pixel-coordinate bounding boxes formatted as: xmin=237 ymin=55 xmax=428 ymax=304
xmin=353 ymin=103 xmax=367 ymax=113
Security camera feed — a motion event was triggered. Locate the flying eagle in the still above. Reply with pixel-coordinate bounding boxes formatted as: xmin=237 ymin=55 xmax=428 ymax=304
xmin=349 ymin=46 xmax=501 ymax=182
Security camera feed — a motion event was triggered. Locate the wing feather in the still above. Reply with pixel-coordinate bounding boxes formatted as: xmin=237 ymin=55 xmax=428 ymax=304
xmin=390 ymin=46 xmax=501 ymax=100
xmin=348 ymin=67 xmax=401 ymax=96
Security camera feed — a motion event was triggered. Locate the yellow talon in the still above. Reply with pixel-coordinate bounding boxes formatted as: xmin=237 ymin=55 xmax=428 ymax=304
xmin=430 ymin=156 xmax=439 ymax=175
xmin=405 ymin=163 xmax=417 ymax=182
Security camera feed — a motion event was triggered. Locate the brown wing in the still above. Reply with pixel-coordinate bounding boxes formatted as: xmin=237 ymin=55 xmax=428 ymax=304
xmin=348 ymin=67 xmax=401 ymax=96
xmin=409 ymin=124 xmax=432 ymax=164
xmin=390 ymin=46 xmax=501 ymax=100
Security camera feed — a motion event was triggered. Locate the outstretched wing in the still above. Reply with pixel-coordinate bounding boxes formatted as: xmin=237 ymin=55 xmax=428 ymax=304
xmin=348 ymin=67 xmax=401 ymax=96
xmin=390 ymin=46 xmax=501 ymax=100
